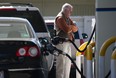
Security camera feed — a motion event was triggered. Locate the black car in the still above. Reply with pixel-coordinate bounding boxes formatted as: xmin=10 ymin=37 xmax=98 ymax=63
xmin=0 ymin=17 xmax=49 ymax=78
xmin=0 ymin=3 xmax=47 ymax=33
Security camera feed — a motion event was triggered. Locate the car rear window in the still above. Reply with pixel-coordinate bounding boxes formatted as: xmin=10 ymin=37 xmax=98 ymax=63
xmin=46 ymin=23 xmax=55 ymax=37
xmin=0 ymin=10 xmax=47 ymax=32
xmin=0 ymin=23 xmax=31 ymax=38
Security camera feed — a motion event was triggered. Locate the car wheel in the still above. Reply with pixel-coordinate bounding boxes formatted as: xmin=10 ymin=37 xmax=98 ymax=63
xmin=0 ymin=70 xmax=4 ymax=78
xmin=46 ymin=53 xmax=54 ymax=71
xmin=30 ymin=70 xmax=48 ymax=78
xmin=0 ymin=70 xmax=9 ymax=78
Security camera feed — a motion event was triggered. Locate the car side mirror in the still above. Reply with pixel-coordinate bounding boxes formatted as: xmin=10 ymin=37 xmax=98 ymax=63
xmin=82 ymin=33 xmax=88 ymax=39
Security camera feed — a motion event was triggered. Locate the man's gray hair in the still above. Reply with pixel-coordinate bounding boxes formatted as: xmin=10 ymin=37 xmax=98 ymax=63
xmin=61 ymin=3 xmax=73 ymax=12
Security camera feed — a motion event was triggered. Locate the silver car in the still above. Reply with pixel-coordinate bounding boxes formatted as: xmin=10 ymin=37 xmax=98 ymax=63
xmin=0 ymin=17 xmax=49 ymax=78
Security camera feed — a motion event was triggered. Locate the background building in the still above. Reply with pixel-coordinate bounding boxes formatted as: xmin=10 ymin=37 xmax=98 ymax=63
xmin=0 ymin=0 xmax=95 ymax=16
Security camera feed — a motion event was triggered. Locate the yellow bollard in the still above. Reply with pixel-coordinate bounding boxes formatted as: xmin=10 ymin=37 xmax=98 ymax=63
xmin=99 ymin=36 xmax=116 ymax=78
xmin=86 ymin=42 xmax=95 ymax=78
xmin=76 ymin=41 xmax=88 ymax=56
xmin=76 ymin=41 xmax=95 ymax=78
xmin=100 ymin=36 xmax=116 ymax=56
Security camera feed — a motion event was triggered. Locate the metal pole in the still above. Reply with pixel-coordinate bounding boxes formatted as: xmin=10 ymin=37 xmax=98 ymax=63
xmin=111 ymin=49 xmax=116 ymax=78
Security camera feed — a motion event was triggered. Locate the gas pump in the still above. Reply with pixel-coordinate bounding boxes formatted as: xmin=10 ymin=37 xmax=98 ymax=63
xmin=96 ymin=0 xmax=116 ymax=78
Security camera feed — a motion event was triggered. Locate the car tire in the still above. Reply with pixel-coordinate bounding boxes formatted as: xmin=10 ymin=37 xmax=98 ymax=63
xmin=0 ymin=70 xmax=9 ymax=78
xmin=30 ymin=70 xmax=48 ymax=78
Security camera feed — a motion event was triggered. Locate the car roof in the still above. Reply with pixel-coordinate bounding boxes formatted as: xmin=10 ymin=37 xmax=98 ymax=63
xmin=0 ymin=3 xmax=33 ymax=7
xmin=0 ymin=17 xmax=28 ymax=23
xmin=45 ymin=20 xmax=55 ymax=23
xmin=0 ymin=3 xmax=39 ymax=11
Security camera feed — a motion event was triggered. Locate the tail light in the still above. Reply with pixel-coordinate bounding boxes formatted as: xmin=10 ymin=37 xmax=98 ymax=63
xmin=28 ymin=47 xmax=38 ymax=57
xmin=16 ymin=46 xmax=40 ymax=57
xmin=0 ymin=8 xmax=17 ymax=11
xmin=18 ymin=48 xmax=26 ymax=56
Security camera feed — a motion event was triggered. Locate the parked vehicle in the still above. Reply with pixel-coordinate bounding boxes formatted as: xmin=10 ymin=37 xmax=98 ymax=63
xmin=45 ymin=20 xmax=88 ymax=78
xmin=0 ymin=3 xmax=54 ymax=71
xmin=0 ymin=17 xmax=49 ymax=78
xmin=45 ymin=20 xmax=87 ymax=59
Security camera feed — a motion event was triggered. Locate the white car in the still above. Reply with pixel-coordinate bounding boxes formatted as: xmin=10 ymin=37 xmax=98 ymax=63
xmin=45 ymin=20 xmax=87 ymax=59
xmin=45 ymin=20 xmax=88 ymax=78
xmin=45 ymin=20 xmax=88 ymax=59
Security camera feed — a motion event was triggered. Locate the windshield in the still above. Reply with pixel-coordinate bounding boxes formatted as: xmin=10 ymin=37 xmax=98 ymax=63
xmin=0 ymin=23 xmax=31 ymax=38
